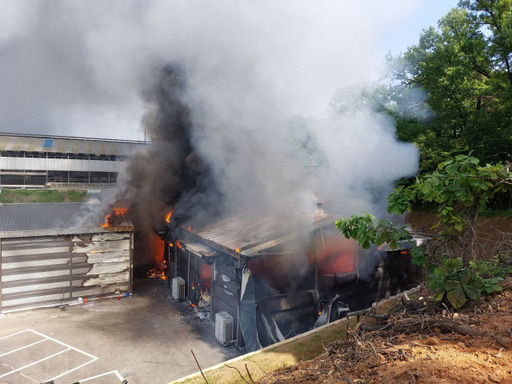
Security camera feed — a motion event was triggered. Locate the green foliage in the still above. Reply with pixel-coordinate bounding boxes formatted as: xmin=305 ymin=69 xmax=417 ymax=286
xmin=388 ymin=155 xmax=512 ymax=247
xmin=336 ymin=154 xmax=511 ymax=309
xmin=0 ymin=189 xmax=87 ymax=203
xmin=410 ymin=246 xmax=427 ymax=267
xmin=383 ymin=0 xmax=512 ymax=173
xmin=335 ymin=213 xmax=410 ymax=250
xmin=426 ymin=258 xmax=504 ymax=309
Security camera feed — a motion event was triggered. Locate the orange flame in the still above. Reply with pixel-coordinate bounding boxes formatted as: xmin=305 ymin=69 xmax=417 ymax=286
xmin=235 ymin=248 xmax=240 ymax=253
xmin=176 ymin=241 xmax=183 ymax=250
xmin=165 ymin=209 xmax=174 ymax=223
xmin=100 ymin=207 xmax=128 ymax=228
xmin=112 ymin=207 xmax=127 ymax=216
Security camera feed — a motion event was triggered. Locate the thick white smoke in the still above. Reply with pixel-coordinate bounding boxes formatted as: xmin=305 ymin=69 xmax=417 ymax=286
xmin=1 ymin=0 xmax=420 ymax=222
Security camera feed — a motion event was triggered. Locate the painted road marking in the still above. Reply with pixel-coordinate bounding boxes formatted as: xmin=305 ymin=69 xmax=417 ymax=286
xmin=0 ymin=329 xmax=109 ymax=382
xmin=78 ymin=370 xmax=124 ymax=382
xmin=0 ymin=338 xmax=47 ymax=358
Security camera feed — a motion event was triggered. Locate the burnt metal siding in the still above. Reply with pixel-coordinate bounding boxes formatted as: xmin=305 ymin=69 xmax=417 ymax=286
xmin=212 ymin=259 xmax=238 ymax=325
xmin=176 ymin=248 xmax=188 ymax=282
xmin=0 ymin=232 xmax=132 ymax=312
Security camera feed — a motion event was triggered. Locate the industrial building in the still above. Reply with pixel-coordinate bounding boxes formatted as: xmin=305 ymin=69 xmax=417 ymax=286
xmin=0 ymin=202 xmax=134 ymax=313
xmin=0 ymin=133 xmax=147 ymax=189
xmin=166 ymin=213 xmax=413 ymax=351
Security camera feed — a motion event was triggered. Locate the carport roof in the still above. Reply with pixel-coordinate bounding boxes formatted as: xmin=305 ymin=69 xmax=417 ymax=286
xmin=0 ymin=203 xmax=133 ymax=238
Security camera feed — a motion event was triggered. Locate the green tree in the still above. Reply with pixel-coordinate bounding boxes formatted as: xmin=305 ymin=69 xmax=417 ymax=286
xmin=388 ymin=155 xmax=512 ymax=266
xmin=386 ymin=0 xmax=512 ymax=173
xmin=336 ymin=156 xmax=511 ymax=308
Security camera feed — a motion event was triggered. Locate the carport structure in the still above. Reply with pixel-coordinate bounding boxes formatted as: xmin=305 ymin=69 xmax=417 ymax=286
xmin=0 ymin=203 xmax=134 ymax=313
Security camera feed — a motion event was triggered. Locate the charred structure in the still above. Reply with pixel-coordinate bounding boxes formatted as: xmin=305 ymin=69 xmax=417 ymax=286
xmin=110 ymin=64 xmax=418 ymax=352
xmin=164 ymin=212 xmax=415 ymax=352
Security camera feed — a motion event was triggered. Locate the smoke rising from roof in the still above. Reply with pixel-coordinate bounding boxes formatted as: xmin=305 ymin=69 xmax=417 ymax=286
xmin=1 ymin=1 xmax=419 ymax=226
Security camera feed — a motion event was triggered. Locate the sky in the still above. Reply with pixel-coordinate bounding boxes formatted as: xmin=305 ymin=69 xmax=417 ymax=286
xmin=0 ymin=0 xmax=460 ymax=141
xmin=380 ymin=0 xmax=460 ymax=57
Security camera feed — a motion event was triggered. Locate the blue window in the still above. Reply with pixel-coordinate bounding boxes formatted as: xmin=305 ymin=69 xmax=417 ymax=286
xmin=43 ymin=139 xmax=53 ymax=148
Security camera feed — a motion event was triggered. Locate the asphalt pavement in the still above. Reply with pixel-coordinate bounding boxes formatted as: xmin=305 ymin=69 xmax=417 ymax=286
xmin=0 ymin=278 xmax=240 ymax=384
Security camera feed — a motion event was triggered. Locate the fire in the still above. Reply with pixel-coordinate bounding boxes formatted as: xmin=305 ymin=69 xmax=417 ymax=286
xmin=165 ymin=209 xmax=174 ymax=223
xmin=235 ymin=247 xmax=240 ymax=253
xmin=112 ymin=207 xmax=127 ymax=216
xmin=146 ymin=259 xmax=168 ymax=281
xmin=176 ymin=241 xmax=183 ymax=250
xmin=100 ymin=206 xmax=128 ymax=228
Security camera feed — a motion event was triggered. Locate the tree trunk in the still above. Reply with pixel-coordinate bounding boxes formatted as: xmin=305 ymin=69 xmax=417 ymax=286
xmin=465 ymin=197 xmax=481 ymax=268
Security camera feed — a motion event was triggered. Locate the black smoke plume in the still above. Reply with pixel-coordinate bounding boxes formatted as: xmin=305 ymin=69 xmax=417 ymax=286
xmin=117 ymin=64 xmax=220 ymax=264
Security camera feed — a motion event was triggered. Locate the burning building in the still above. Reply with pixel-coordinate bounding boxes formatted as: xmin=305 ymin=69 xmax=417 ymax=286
xmin=164 ymin=211 xmax=414 ymax=352
xmin=0 ymin=203 xmax=134 ymax=313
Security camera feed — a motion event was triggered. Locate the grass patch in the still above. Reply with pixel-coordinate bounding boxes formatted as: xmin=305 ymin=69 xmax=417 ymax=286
xmin=0 ymin=189 xmax=87 ymax=203
xmin=174 ymin=292 xmax=413 ymax=384
xmin=175 ymin=317 xmax=359 ymax=384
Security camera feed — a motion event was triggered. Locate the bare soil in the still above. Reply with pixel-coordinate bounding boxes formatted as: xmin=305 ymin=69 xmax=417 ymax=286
xmin=257 ymin=214 xmax=512 ymax=384
xmin=257 ymin=287 xmax=512 ymax=384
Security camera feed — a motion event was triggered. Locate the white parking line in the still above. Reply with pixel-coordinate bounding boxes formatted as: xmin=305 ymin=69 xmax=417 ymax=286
xmin=47 ymin=357 xmax=100 ymax=382
xmin=78 ymin=370 xmax=125 ymax=382
xmin=0 ymin=329 xmax=100 ymax=382
xmin=0 ymin=338 xmax=47 ymax=358
xmin=0 ymin=328 xmax=31 ymax=341
xmin=29 ymin=329 xmax=98 ymax=360
xmin=0 ymin=348 xmax=71 ymax=379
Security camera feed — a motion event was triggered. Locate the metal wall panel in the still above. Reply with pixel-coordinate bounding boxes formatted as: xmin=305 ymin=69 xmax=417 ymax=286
xmin=0 ymin=232 xmax=132 ymax=313
xmin=0 ymin=157 xmax=123 ymax=172
xmin=212 ymin=260 xmax=238 ymax=326
xmin=0 ymin=134 xmax=145 ymax=156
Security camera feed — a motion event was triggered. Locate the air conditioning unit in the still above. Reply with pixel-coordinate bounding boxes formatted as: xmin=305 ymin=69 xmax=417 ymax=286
xmin=215 ymin=311 xmax=234 ymax=345
xmin=172 ymin=277 xmax=185 ymax=301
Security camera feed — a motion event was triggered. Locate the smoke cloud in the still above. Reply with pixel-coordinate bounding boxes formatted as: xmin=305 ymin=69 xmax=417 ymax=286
xmin=1 ymin=1 xmax=420 ymax=232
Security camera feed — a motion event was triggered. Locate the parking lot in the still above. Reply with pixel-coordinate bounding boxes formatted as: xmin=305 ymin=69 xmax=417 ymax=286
xmin=0 ymin=279 xmax=240 ymax=384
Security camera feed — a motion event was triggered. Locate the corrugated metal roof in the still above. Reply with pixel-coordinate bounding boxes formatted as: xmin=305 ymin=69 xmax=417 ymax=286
xmin=0 ymin=203 xmax=94 ymax=231
xmin=181 ymin=213 xmax=338 ymax=258
xmin=0 ymin=203 xmax=132 ymax=234
xmin=0 ymin=133 xmax=148 ymax=156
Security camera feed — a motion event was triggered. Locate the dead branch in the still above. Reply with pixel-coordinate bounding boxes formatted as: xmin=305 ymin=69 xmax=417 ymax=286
xmin=353 ymin=307 xmax=374 ymax=334
xmin=224 ymin=364 xmax=250 ymax=384
xmin=245 ymin=364 xmax=256 ymax=384
xmin=429 ymin=320 xmax=511 ymax=349
xmin=191 ymin=350 xmax=209 ymax=384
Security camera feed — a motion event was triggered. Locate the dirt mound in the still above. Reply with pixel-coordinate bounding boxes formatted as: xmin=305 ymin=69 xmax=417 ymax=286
xmin=257 ymin=288 xmax=512 ymax=384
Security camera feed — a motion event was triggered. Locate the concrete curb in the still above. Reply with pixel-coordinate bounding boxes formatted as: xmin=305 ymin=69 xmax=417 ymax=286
xmin=169 ymin=285 xmax=422 ymax=384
